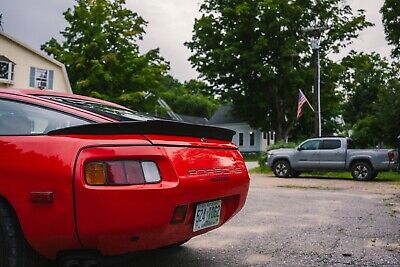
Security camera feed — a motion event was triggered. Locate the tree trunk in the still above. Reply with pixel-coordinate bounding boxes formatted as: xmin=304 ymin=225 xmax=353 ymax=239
xmin=274 ymin=94 xmax=295 ymax=142
xmin=274 ymin=95 xmax=285 ymax=141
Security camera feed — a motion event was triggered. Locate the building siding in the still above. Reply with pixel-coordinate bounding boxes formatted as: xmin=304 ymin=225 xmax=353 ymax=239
xmin=0 ymin=34 xmax=69 ymax=93
xmin=210 ymin=122 xmax=274 ymax=153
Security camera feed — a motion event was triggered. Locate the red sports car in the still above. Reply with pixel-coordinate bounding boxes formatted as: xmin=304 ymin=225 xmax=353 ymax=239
xmin=0 ymin=89 xmax=249 ymax=266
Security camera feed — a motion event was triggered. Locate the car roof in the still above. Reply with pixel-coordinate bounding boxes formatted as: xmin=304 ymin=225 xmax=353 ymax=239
xmin=0 ymin=88 xmax=128 ymax=110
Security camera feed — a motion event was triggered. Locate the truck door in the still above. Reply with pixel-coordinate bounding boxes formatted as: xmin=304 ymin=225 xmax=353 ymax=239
xmin=293 ymin=139 xmax=321 ymax=170
xmin=318 ymin=139 xmax=346 ymax=170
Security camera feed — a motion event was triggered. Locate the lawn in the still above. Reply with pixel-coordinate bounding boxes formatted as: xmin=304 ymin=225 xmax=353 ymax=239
xmin=242 ymin=153 xmax=262 ymax=162
xmin=250 ymin=166 xmax=400 ymax=183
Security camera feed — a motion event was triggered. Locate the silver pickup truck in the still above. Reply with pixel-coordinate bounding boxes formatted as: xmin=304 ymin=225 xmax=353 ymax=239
xmin=267 ymin=137 xmax=398 ymax=181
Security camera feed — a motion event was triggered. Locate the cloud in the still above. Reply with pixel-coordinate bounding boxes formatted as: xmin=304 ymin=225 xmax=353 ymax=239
xmin=2 ymin=0 xmax=393 ymax=82
xmin=335 ymin=0 xmax=392 ymax=60
xmin=126 ymin=0 xmax=202 ymax=81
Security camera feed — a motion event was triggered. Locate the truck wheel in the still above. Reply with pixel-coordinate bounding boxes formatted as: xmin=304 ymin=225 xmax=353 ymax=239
xmin=273 ymin=160 xmax=291 ymax=178
xmin=0 ymin=200 xmax=48 ymax=267
xmin=351 ymin=162 xmax=373 ymax=181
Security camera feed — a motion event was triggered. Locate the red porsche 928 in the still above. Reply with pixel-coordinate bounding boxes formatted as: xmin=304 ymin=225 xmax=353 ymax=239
xmin=0 ymin=89 xmax=249 ymax=266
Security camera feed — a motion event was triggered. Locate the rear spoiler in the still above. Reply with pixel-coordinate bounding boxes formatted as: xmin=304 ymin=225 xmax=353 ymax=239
xmin=48 ymin=120 xmax=236 ymax=141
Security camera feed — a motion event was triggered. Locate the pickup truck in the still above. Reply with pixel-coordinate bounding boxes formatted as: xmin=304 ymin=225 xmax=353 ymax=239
xmin=267 ymin=137 xmax=398 ymax=181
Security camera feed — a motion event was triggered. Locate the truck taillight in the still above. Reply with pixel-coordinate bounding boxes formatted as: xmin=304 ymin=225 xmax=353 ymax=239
xmin=85 ymin=161 xmax=161 ymax=185
xmin=388 ymin=151 xmax=395 ymax=162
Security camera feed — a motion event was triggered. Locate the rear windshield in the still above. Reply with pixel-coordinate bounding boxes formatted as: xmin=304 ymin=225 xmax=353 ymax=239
xmin=37 ymin=95 xmax=153 ymax=122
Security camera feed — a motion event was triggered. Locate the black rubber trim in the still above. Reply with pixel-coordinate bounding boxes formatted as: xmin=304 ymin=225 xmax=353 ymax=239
xmin=48 ymin=120 xmax=235 ymax=141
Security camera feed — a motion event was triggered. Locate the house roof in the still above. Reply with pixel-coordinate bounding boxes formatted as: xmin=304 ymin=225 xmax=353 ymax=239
xmin=0 ymin=55 xmax=15 ymax=64
xmin=0 ymin=31 xmax=72 ymax=93
xmin=178 ymin=114 xmax=208 ymax=125
xmin=207 ymin=105 xmax=244 ymax=125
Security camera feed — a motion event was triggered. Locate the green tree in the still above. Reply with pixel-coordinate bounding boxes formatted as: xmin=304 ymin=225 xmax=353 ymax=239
xmin=41 ymin=0 xmax=168 ymax=111
xmin=340 ymin=52 xmax=390 ymax=126
xmin=374 ymin=62 xmax=400 ymax=147
xmin=381 ymin=0 xmax=400 ymax=58
xmin=159 ymin=76 xmax=220 ymax=118
xmin=340 ymin=52 xmax=400 ymax=147
xmin=186 ymin=0 xmax=372 ymax=140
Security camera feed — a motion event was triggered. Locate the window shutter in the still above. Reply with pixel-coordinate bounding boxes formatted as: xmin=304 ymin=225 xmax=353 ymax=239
xmin=29 ymin=67 xmax=35 ymax=87
xmin=48 ymin=70 xmax=54 ymax=89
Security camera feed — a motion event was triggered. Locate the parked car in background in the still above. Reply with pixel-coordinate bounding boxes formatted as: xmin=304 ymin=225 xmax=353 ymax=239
xmin=0 ymin=89 xmax=250 ymax=267
xmin=267 ymin=137 xmax=398 ymax=181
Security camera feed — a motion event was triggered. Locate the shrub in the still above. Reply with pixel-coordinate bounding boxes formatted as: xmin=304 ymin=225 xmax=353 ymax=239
xmin=267 ymin=141 xmax=298 ymax=151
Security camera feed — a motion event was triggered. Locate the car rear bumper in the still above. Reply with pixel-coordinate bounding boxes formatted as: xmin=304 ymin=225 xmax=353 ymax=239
xmin=72 ymin=145 xmax=249 ymax=257
xmin=74 ymin=177 xmax=249 ymax=256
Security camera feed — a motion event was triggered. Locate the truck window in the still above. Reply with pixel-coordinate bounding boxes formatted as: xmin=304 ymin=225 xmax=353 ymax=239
xmin=300 ymin=140 xmax=321 ymax=150
xmin=347 ymin=139 xmax=353 ymax=149
xmin=321 ymin=140 xmax=341 ymax=150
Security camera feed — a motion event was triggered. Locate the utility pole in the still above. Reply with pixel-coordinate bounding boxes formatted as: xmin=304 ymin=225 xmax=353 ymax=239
xmin=302 ymin=26 xmax=327 ymax=137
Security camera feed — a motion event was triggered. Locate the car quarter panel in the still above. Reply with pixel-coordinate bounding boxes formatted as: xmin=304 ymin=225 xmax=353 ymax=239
xmin=0 ymin=135 xmax=150 ymax=259
xmin=73 ymin=141 xmax=249 ymax=256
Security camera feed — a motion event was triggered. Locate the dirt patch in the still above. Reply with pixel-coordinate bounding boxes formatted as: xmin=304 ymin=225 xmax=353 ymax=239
xmin=277 ymin=185 xmax=342 ymax=191
xmin=250 ymin=173 xmax=400 ymax=195
xmin=384 ymin=195 xmax=400 ymax=218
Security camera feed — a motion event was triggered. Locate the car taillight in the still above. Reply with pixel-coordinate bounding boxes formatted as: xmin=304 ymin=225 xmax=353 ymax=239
xmin=85 ymin=161 xmax=161 ymax=185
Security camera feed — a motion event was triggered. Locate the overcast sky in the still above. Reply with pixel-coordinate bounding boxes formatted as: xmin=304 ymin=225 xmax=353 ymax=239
xmin=1 ymin=0 xmax=392 ymax=82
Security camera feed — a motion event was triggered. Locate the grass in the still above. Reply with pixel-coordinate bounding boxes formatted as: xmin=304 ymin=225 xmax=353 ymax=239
xmin=242 ymin=153 xmax=262 ymax=162
xmin=250 ymin=166 xmax=400 ymax=183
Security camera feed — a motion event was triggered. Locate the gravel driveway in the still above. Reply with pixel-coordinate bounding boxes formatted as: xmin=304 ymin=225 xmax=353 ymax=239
xmin=108 ymin=174 xmax=400 ymax=266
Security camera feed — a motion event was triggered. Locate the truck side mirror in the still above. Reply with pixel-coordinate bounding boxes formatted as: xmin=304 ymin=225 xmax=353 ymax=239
xmin=297 ymin=147 xmax=302 ymax=151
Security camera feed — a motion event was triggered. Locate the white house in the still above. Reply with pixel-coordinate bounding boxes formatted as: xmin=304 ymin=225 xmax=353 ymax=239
xmin=208 ymin=105 xmax=275 ymax=153
xmin=0 ymin=31 xmax=72 ymax=93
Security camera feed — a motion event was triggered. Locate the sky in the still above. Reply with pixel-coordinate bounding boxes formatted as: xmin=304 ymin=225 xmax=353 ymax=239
xmin=1 ymin=0 xmax=392 ymax=82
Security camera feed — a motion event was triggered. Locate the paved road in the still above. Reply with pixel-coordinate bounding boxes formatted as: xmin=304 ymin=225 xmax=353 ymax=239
xmin=108 ymin=175 xmax=400 ymax=266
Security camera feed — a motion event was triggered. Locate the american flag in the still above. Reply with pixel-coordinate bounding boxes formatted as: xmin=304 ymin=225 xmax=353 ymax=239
xmin=297 ymin=90 xmax=310 ymax=119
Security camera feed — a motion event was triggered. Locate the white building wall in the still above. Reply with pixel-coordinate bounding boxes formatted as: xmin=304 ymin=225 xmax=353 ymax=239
xmin=211 ymin=122 xmax=274 ymax=153
xmin=0 ymin=34 xmax=70 ymax=93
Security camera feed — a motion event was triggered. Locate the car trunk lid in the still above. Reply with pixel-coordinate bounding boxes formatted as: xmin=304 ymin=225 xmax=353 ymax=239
xmin=48 ymin=120 xmax=237 ymax=150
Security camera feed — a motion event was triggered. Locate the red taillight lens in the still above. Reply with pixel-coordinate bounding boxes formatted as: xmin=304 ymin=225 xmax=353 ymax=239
xmin=106 ymin=161 xmax=127 ymax=184
xmin=125 ymin=161 xmax=145 ymax=184
xmin=85 ymin=160 xmax=160 ymax=186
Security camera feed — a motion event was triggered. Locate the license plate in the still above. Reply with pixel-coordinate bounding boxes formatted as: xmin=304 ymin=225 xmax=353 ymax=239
xmin=193 ymin=200 xmax=222 ymax=232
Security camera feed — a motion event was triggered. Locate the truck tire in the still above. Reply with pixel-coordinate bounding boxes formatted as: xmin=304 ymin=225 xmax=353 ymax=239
xmin=273 ymin=160 xmax=291 ymax=178
xmin=351 ymin=162 xmax=373 ymax=181
xmin=0 ymin=200 xmax=48 ymax=267
xmin=371 ymin=171 xmax=379 ymax=180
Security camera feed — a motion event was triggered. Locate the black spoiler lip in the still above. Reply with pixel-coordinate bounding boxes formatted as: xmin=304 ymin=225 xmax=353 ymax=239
xmin=48 ymin=120 xmax=236 ymax=142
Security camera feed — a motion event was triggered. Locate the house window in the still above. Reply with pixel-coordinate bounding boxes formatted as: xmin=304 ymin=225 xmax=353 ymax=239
xmin=263 ymin=132 xmax=267 ymax=139
xmin=30 ymin=67 xmax=54 ymax=90
xmin=239 ymin=133 xmax=244 ymax=146
xmin=250 ymin=132 xmax=255 ymax=146
xmin=0 ymin=56 xmax=15 ymax=84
